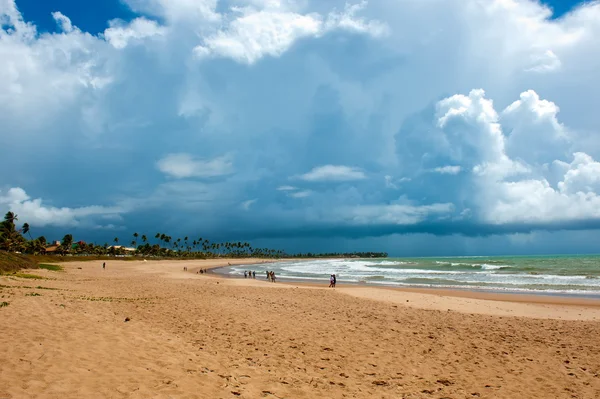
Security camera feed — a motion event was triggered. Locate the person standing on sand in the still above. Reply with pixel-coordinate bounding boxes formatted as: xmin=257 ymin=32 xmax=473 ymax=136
xmin=252 ymin=271 xmax=256 ymax=279
xmin=333 ymin=274 xmax=336 ymax=288
xmin=329 ymin=274 xmax=334 ymax=287
xmin=103 ymin=262 xmax=105 ymax=270
xmin=244 ymin=271 xmax=247 ymax=278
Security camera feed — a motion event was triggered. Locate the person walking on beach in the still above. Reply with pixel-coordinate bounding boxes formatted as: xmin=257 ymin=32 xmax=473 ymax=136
xmin=252 ymin=271 xmax=256 ymax=279
xmin=329 ymin=274 xmax=334 ymax=288
xmin=332 ymin=274 xmax=336 ymax=288
xmin=102 ymin=262 xmax=105 ymax=270
xmin=244 ymin=271 xmax=248 ymax=278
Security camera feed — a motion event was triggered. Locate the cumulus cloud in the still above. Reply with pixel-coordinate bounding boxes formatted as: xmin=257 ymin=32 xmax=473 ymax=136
xmin=429 ymin=88 xmax=600 ymax=226
xmin=0 ymin=187 xmax=123 ymax=228
xmin=122 ymin=0 xmax=221 ymax=22
xmin=156 ymin=154 xmax=234 ymax=179
xmin=51 ymin=11 xmax=73 ymax=33
xmin=298 ymin=165 xmax=366 ymax=182
xmin=194 ymin=0 xmax=387 ymax=64
xmin=194 ymin=9 xmax=323 ymax=64
xmin=103 ymin=18 xmax=165 ymax=49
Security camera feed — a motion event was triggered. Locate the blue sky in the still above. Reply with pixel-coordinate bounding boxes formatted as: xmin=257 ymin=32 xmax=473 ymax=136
xmin=2 ymin=0 xmax=600 ymax=256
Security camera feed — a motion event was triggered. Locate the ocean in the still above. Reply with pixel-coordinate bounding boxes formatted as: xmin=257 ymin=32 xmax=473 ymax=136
xmin=217 ymin=255 xmax=600 ymax=297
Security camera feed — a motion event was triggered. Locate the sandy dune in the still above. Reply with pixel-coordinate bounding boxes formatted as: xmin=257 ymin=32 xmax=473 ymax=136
xmin=1 ymin=259 xmax=600 ymax=398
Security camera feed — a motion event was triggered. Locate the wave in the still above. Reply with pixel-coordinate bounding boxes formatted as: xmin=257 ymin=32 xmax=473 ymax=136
xmin=223 ymin=257 xmax=600 ymax=294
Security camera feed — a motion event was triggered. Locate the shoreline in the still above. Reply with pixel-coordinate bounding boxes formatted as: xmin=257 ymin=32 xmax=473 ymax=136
xmin=210 ymin=262 xmax=600 ymax=307
xmin=21 ymin=257 xmax=600 ymax=319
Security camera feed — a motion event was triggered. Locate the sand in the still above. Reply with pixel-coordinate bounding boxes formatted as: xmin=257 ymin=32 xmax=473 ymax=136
xmin=1 ymin=259 xmax=600 ymax=399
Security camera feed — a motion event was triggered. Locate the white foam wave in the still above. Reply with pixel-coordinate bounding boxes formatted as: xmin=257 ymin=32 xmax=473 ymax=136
xmin=222 ymin=259 xmax=600 ymax=292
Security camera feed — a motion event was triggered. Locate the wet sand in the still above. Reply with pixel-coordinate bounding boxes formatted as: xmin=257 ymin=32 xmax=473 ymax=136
xmin=1 ymin=258 xmax=600 ymax=398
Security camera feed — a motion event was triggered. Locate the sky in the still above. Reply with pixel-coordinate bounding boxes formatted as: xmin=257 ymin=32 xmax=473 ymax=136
xmin=2 ymin=0 xmax=600 ymax=256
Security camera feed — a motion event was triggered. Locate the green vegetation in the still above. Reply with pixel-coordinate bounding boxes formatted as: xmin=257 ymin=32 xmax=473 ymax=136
xmin=0 ymin=251 xmax=36 ymax=273
xmin=0 ymin=210 xmax=388 ymax=270
xmin=38 ymin=264 xmax=63 ymax=271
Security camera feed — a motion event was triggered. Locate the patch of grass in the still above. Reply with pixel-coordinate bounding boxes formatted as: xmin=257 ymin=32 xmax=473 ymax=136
xmin=38 ymin=264 xmax=63 ymax=272
xmin=0 ymin=251 xmax=36 ymax=273
xmin=13 ymin=273 xmax=45 ymax=280
xmin=25 ymin=292 xmax=42 ymax=297
xmin=0 ymin=301 xmax=9 ymax=308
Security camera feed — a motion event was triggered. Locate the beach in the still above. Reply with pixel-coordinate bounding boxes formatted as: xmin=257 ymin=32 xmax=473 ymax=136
xmin=1 ymin=259 xmax=600 ymax=398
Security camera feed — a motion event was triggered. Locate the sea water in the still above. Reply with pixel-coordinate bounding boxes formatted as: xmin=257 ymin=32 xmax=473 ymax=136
xmin=217 ymin=255 xmax=600 ymax=296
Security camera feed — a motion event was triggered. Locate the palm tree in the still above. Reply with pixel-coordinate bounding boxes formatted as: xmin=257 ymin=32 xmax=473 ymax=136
xmin=141 ymin=235 xmax=147 ymax=244
xmin=21 ymin=222 xmax=31 ymax=239
xmin=114 ymin=237 xmax=119 ymax=245
xmin=133 ymin=232 xmax=139 ymax=248
xmin=61 ymin=234 xmax=73 ymax=255
xmin=0 ymin=212 xmax=24 ymax=252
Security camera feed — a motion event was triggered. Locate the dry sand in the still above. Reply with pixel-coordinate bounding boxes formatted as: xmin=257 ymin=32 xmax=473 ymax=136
xmin=1 ymin=259 xmax=600 ymax=398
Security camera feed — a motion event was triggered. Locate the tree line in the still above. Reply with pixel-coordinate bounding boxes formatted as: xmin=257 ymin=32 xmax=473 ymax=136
xmin=0 ymin=212 xmax=387 ymax=259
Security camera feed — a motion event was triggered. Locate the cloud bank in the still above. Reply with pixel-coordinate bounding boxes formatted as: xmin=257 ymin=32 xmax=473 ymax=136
xmin=2 ymin=0 xmax=600 ymax=253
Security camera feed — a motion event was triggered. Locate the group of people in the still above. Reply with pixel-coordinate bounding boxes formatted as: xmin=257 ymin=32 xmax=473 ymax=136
xmin=242 ymin=270 xmax=277 ymax=282
xmin=197 ymin=268 xmax=208 ymax=274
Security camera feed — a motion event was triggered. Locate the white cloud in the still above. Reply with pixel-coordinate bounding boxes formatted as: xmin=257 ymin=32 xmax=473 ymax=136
xmin=289 ymin=190 xmax=311 ymax=198
xmin=0 ymin=187 xmax=123 ymax=227
xmin=122 ymin=0 xmax=221 ymax=23
xmin=195 ymin=9 xmax=322 ymax=64
xmin=52 ymin=11 xmax=74 ymax=33
xmin=433 ymin=88 xmax=600 ymax=225
xmin=0 ymin=1 xmax=112 ymax=128
xmin=276 ymin=185 xmax=297 ymax=191
xmin=299 ymin=165 xmax=366 ymax=182
xmin=324 ymin=1 xmax=388 ymax=37
xmin=501 ymin=89 xmax=570 ymax=165
xmin=433 ymin=166 xmax=461 ymax=175
xmin=103 ymin=17 xmax=166 ymax=49
xmin=194 ymin=1 xmax=387 ymax=64
xmin=156 ymin=153 xmax=234 ymax=179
